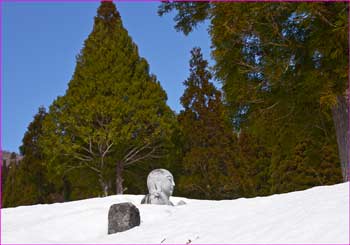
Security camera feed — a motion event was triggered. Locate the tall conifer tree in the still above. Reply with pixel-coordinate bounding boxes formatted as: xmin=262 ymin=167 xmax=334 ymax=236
xmin=178 ymin=48 xmax=240 ymax=199
xmin=41 ymin=1 xmax=175 ymax=196
xmin=3 ymin=107 xmax=53 ymax=207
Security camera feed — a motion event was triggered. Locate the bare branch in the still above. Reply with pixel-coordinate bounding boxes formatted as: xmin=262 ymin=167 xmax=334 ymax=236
xmin=264 ymin=42 xmax=289 ymax=48
xmin=63 ymin=165 xmax=86 ymax=175
xmin=236 ymin=61 xmax=261 ymax=72
xmin=66 ymin=154 xmax=101 ymax=174
xmin=98 ymin=142 xmax=102 ymax=155
xmin=89 ymin=137 xmax=93 ymax=155
xmin=81 ymin=144 xmax=96 ymax=157
xmin=82 ymin=161 xmax=101 ymax=174
xmin=247 ymin=99 xmax=265 ymax=104
xmin=313 ymin=9 xmax=336 ymax=27
xmin=124 ymin=143 xmax=152 ymax=163
xmin=274 ymin=105 xmax=295 ymax=121
xmin=73 ymin=154 xmax=93 ymax=162
xmin=125 ymin=144 xmax=163 ymax=166
xmin=193 ymin=183 xmax=207 ymax=195
xmin=70 ymin=152 xmax=102 ymax=173
xmin=101 ymin=142 xmax=114 ymax=158
xmin=260 ymin=101 xmax=280 ymax=112
xmin=123 ymin=146 xmax=140 ymax=161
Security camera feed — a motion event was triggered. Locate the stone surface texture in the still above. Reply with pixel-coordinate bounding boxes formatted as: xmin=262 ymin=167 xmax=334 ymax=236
xmin=141 ymin=169 xmax=175 ymax=205
xmin=108 ymin=202 xmax=140 ymax=234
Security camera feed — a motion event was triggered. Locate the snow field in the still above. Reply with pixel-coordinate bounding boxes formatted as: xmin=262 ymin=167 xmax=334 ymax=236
xmin=2 ymin=182 xmax=349 ymax=244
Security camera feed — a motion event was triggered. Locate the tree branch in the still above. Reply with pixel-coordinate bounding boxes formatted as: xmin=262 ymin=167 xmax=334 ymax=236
xmin=124 ymin=143 xmax=151 ymax=163
xmin=101 ymin=142 xmax=114 ymax=158
xmin=124 ymin=144 xmax=162 ymax=166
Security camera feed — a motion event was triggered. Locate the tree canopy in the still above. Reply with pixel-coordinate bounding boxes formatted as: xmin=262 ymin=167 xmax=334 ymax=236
xmin=6 ymin=2 xmax=347 ymax=207
xmin=159 ymin=2 xmax=346 ymax=192
xmin=40 ymin=1 xmax=176 ymax=196
xmin=178 ymin=48 xmax=241 ymax=199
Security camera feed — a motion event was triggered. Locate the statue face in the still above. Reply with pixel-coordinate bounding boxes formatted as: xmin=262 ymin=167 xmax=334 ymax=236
xmin=147 ymin=169 xmax=175 ymax=198
xmin=161 ymin=173 xmax=175 ymax=196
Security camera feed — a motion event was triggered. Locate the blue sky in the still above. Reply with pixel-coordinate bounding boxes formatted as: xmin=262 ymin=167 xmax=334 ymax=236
xmin=2 ymin=2 xmax=213 ymax=153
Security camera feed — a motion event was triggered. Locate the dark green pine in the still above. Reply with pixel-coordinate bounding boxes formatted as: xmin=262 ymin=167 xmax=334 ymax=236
xmin=178 ymin=47 xmax=241 ymax=199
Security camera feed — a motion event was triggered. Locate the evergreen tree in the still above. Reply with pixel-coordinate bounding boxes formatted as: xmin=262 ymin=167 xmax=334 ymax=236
xmin=237 ymin=130 xmax=271 ymax=197
xmin=2 ymin=107 xmax=56 ymax=207
xmin=159 ymin=2 xmax=346 ymax=193
xmin=41 ymin=1 xmax=175 ymax=196
xmin=2 ymin=160 xmax=19 ymax=207
xmin=1 ymin=159 xmax=9 ymax=198
xmin=21 ymin=106 xmax=50 ymax=204
xmin=20 ymin=106 xmax=47 ymax=157
xmin=178 ymin=48 xmax=240 ymax=199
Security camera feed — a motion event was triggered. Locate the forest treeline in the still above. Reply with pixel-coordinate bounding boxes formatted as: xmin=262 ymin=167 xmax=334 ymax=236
xmin=2 ymin=1 xmax=348 ymax=207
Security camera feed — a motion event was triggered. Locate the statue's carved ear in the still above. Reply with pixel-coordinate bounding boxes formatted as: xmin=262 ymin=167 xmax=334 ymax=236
xmin=155 ymin=183 xmax=163 ymax=193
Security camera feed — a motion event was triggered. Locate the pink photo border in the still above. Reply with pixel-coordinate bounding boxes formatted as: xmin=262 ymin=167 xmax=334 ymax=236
xmin=0 ymin=0 xmax=348 ymax=245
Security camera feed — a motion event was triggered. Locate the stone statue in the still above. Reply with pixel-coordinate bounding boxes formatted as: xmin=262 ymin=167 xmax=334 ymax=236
xmin=141 ymin=169 xmax=175 ymax=206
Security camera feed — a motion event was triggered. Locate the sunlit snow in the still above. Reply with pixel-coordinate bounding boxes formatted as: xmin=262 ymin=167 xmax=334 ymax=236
xmin=2 ymin=182 xmax=349 ymax=244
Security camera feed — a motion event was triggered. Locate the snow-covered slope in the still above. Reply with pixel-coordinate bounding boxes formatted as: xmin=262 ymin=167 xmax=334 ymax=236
xmin=2 ymin=183 xmax=349 ymax=244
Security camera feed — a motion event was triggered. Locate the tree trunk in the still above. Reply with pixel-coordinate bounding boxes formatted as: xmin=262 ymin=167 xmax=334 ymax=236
xmin=116 ymin=161 xmax=124 ymax=194
xmin=331 ymin=95 xmax=349 ymax=182
xmin=99 ymin=177 xmax=108 ymax=197
xmin=62 ymin=175 xmax=71 ymax=201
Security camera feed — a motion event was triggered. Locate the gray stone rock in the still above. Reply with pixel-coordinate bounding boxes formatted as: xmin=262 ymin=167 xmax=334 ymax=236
xmin=108 ymin=202 xmax=140 ymax=234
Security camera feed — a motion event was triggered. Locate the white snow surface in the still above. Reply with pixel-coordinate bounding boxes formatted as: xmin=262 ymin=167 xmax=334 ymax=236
xmin=2 ymin=182 xmax=349 ymax=244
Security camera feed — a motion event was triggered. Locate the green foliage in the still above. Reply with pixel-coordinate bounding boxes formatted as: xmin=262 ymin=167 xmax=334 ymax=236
xmin=270 ymin=138 xmax=342 ymax=193
xmin=2 ymin=157 xmax=53 ymax=208
xmin=40 ymin=1 xmax=176 ymax=196
xmin=3 ymin=107 xmax=58 ymax=207
xmin=7 ymin=2 xmax=346 ymax=206
xmin=20 ymin=106 xmax=47 ymax=157
xmin=237 ymin=131 xmax=271 ymax=197
xmin=158 ymin=2 xmax=210 ymax=35
xmin=159 ymin=2 xmax=346 ymax=194
xmin=2 ymin=160 xmax=9 ymax=194
xmin=2 ymin=162 xmax=29 ymax=207
xmin=178 ymin=48 xmax=241 ymax=199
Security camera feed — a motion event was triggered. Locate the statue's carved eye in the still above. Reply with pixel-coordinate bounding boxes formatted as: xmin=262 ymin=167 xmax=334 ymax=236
xmin=167 ymin=176 xmax=172 ymax=182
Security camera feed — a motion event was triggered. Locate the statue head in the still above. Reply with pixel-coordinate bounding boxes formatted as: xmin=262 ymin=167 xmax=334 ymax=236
xmin=147 ymin=169 xmax=175 ymax=198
